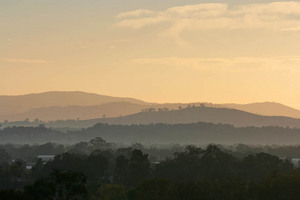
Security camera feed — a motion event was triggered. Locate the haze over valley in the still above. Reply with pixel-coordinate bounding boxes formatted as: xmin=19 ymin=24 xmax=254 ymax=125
xmin=2 ymin=91 xmax=300 ymax=146
xmin=2 ymin=1 xmax=300 ymax=199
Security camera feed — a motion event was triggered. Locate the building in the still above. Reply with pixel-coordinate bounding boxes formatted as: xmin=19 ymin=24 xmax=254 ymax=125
xmin=37 ymin=155 xmax=55 ymax=163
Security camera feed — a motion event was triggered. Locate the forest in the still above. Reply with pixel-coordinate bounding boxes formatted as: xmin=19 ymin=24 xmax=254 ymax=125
xmin=2 ymin=122 xmax=300 ymax=145
xmin=2 ymin=138 xmax=300 ymax=199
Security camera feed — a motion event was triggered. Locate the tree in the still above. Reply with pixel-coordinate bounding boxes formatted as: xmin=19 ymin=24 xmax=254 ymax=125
xmin=0 ymin=160 xmax=26 ymax=189
xmin=86 ymin=153 xmax=109 ymax=183
xmin=135 ymin=179 xmax=174 ymax=200
xmin=128 ymin=150 xmax=150 ymax=186
xmin=240 ymin=152 xmax=293 ymax=180
xmin=38 ymin=124 xmax=46 ymax=129
xmin=114 ymin=155 xmax=129 ymax=184
xmin=25 ymin=170 xmax=88 ymax=200
xmin=73 ymin=142 xmax=89 ymax=154
xmin=89 ymin=137 xmax=109 ymax=150
xmin=154 ymin=145 xmax=237 ymax=182
xmin=0 ymin=190 xmax=27 ymax=200
xmin=0 ymin=149 xmax=11 ymax=164
xmin=131 ymin=143 xmax=143 ymax=150
xmin=31 ymin=159 xmax=45 ymax=180
xmin=255 ymin=172 xmax=300 ymax=200
xmin=200 ymin=144 xmax=237 ymax=180
xmin=93 ymin=184 xmax=127 ymax=200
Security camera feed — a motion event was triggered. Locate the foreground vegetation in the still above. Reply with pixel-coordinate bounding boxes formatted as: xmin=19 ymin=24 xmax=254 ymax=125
xmin=1 ymin=140 xmax=300 ymax=199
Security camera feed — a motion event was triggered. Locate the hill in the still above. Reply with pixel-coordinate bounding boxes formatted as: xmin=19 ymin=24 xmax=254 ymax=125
xmin=0 ymin=102 xmax=150 ymax=121
xmin=2 ymin=122 xmax=300 ymax=145
xmin=0 ymin=91 xmax=147 ymax=117
xmin=1 ymin=91 xmax=300 ymax=122
xmin=86 ymin=106 xmax=300 ymax=128
xmin=3 ymin=106 xmax=295 ymax=129
xmin=2 ymin=101 xmax=300 ymax=122
xmin=224 ymin=102 xmax=300 ymax=119
xmin=82 ymin=122 xmax=300 ymax=145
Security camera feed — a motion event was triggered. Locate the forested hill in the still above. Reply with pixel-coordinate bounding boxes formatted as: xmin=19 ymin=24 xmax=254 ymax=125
xmin=3 ymin=106 xmax=300 ymax=129
xmin=2 ymin=122 xmax=300 ymax=145
xmin=46 ymin=106 xmax=300 ymax=129
xmin=81 ymin=123 xmax=300 ymax=145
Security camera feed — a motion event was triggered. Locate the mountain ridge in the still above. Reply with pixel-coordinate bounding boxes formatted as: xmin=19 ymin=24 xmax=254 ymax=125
xmin=1 ymin=91 xmax=300 ymax=122
xmin=3 ymin=106 xmax=300 ymax=130
xmin=0 ymin=91 xmax=148 ymax=117
xmin=91 ymin=106 xmax=300 ymax=128
xmin=223 ymin=102 xmax=300 ymax=119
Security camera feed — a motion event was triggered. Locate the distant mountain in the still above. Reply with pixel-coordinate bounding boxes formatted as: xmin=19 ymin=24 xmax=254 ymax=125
xmin=2 ymin=105 xmax=300 ymax=129
xmin=224 ymin=102 xmax=300 ymax=119
xmin=1 ymin=102 xmax=208 ymax=122
xmin=1 ymin=91 xmax=300 ymax=122
xmin=0 ymin=91 xmax=148 ymax=117
xmin=1 ymin=102 xmax=150 ymax=121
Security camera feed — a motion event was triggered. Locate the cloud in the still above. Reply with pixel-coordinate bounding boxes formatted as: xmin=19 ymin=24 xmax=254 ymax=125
xmin=114 ymin=39 xmax=130 ymax=42
xmin=132 ymin=57 xmax=229 ymax=67
xmin=117 ymin=16 xmax=169 ymax=29
xmin=116 ymin=2 xmax=300 ymax=41
xmin=131 ymin=56 xmax=300 ymax=72
xmin=1 ymin=58 xmax=50 ymax=64
xmin=116 ymin=9 xmax=155 ymax=19
xmin=281 ymin=27 xmax=300 ymax=32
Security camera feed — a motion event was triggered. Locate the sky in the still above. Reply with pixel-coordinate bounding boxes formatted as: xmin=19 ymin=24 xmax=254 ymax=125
xmin=1 ymin=0 xmax=300 ymax=108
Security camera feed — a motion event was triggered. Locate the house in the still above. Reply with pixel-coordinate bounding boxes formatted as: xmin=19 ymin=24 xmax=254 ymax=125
xmin=291 ymin=158 xmax=300 ymax=168
xmin=37 ymin=155 xmax=55 ymax=163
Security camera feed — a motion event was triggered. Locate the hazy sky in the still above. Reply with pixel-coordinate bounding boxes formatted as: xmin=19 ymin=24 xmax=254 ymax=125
xmin=1 ymin=0 xmax=300 ymax=108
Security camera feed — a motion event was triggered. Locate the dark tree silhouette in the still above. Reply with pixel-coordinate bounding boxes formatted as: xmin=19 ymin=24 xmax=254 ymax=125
xmin=25 ymin=170 xmax=88 ymax=200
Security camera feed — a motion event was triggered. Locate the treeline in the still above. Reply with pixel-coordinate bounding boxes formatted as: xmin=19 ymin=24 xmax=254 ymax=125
xmin=3 ymin=171 xmax=300 ymax=200
xmin=0 ymin=138 xmax=182 ymax=164
xmin=1 ymin=144 xmax=300 ymax=199
xmin=3 ymin=105 xmax=300 ymax=129
xmin=4 ymin=138 xmax=300 ymax=165
xmin=231 ymin=143 xmax=300 ymax=159
xmin=5 ymin=138 xmax=300 ymax=166
xmin=2 ymin=122 xmax=300 ymax=145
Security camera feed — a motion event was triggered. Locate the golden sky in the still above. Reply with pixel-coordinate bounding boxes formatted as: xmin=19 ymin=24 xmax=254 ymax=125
xmin=1 ymin=1 xmax=300 ymax=108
